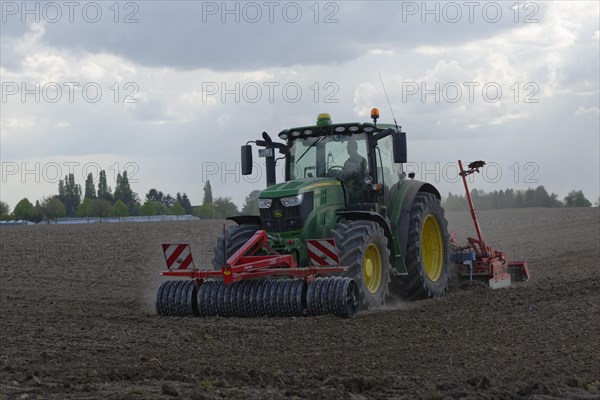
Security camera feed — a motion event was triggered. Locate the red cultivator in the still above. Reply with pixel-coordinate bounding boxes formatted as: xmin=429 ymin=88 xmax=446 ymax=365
xmin=450 ymin=160 xmax=530 ymax=289
xmin=156 ymin=230 xmax=360 ymax=318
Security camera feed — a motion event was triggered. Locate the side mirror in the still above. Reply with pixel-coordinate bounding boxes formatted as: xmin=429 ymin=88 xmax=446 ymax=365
xmin=241 ymin=145 xmax=253 ymax=175
xmin=393 ymin=131 xmax=407 ymax=164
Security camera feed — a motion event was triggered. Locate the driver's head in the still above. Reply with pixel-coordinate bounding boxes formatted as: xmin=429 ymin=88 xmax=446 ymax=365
xmin=347 ymin=138 xmax=358 ymax=156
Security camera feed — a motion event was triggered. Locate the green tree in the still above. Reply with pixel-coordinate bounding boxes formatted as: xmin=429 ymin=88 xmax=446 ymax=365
xmin=152 ymin=201 xmax=168 ymax=215
xmin=114 ymin=171 xmax=139 ymax=214
xmin=58 ymin=173 xmax=82 ymax=217
xmin=41 ymin=197 xmax=67 ymax=219
xmin=177 ymin=192 xmax=193 ymax=214
xmin=0 ymin=200 xmax=10 ymax=220
xmin=213 ymin=197 xmax=238 ymax=218
xmin=241 ymin=190 xmax=261 ymax=214
xmin=514 ymin=192 xmax=525 ymax=208
xmin=113 ymin=200 xmax=129 ymax=217
xmin=84 ymin=173 xmax=96 ymax=199
xmin=88 ymin=199 xmax=113 ymax=217
xmin=170 ymin=202 xmax=185 ymax=216
xmin=146 ymin=188 xmax=164 ymax=203
xmin=564 ymin=190 xmax=592 ymax=207
xmin=13 ymin=198 xmax=35 ymax=220
xmin=203 ymin=180 xmax=213 ymax=205
xmin=193 ymin=203 xmax=215 ymax=218
xmin=140 ymin=200 xmax=158 ymax=216
xmin=97 ymin=170 xmax=113 ymax=202
xmin=32 ymin=200 xmax=43 ymax=222
xmin=77 ymin=198 xmax=93 ymax=217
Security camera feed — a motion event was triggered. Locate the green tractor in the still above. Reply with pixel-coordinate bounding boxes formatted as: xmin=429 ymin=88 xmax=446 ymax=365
xmin=212 ymin=109 xmax=450 ymax=310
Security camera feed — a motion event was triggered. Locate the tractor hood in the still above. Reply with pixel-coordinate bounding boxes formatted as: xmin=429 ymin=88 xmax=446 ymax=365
xmin=259 ymin=178 xmax=341 ymax=198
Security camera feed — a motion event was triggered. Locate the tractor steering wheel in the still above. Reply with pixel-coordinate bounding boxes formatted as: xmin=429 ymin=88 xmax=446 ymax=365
xmin=325 ymin=165 xmax=344 ymax=179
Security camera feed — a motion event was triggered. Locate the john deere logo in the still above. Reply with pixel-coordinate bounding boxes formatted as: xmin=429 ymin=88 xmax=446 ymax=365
xmin=274 ymin=210 xmax=283 ymax=218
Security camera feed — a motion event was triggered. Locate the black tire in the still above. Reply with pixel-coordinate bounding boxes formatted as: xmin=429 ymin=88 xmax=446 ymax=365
xmin=391 ymin=193 xmax=450 ymax=300
xmin=331 ymin=221 xmax=391 ymax=310
xmin=212 ymin=224 xmax=260 ymax=270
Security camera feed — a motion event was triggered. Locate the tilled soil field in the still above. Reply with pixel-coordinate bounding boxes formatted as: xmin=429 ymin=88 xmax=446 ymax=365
xmin=1 ymin=208 xmax=599 ymax=399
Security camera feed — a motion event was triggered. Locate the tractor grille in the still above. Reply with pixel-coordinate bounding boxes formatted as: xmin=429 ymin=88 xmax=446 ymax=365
xmin=260 ymin=192 xmax=314 ymax=233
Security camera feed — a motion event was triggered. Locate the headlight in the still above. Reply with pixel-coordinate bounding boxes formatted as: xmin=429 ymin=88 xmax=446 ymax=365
xmin=258 ymin=198 xmax=272 ymax=209
xmin=280 ymin=194 xmax=303 ymax=207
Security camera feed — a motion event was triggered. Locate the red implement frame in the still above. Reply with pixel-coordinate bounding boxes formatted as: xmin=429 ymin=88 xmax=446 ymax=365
xmin=456 ymin=160 xmax=530 ymax=288
xmin=161 ymin=230 xmax=346 ymax=283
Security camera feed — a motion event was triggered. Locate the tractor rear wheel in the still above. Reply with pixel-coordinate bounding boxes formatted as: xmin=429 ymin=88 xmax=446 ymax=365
xmin=212 ymin=224 xmax=260 ymax=269
xmin=332 ymin=221 xmax=391 ymax=310
xmin=391 ymin=192 xmax=449 ymax=299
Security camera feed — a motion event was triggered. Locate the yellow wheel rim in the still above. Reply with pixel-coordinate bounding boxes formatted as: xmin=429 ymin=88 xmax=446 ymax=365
xmin=363 ymin=243 xmax=382 ymax=293
xmin=421 ymin=215 xmax=443 ymax=282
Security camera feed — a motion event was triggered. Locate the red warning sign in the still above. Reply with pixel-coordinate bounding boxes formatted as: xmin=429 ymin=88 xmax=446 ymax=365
xmin=306 ymin=239 xmax=340 ymax=266
xmin=162 ymin=243 xmax=195 ymax=271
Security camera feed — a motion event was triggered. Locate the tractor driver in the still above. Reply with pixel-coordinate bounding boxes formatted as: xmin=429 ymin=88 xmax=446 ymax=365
xmin=343 ymin=138 xmax=368 ymax=202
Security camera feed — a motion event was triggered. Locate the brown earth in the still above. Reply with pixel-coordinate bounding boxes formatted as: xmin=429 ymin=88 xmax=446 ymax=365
xmin=1 ymin=207 xmax=599 ymax=399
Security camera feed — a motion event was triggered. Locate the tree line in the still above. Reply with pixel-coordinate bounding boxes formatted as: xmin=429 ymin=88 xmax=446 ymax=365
xmin=1 ymin=171 xmax=196 ymax=221
xmin=1 ymin=175 xmax=261 ymax=222
xmin=443 ymin=186 xmax=595 ymax=211
xmin=2 ymin=179 xmax=595 ymax=222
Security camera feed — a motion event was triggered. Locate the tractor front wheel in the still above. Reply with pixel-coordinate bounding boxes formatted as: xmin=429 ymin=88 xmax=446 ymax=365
xmin=332 ymin=221 xmax=391 ymax=310
xmin=212 ymin=224 xmax=260 ymax=270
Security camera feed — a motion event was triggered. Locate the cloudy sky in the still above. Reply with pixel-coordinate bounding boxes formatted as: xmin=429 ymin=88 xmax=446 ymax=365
xmin=1 ymin=1 xmax=599 ymax=210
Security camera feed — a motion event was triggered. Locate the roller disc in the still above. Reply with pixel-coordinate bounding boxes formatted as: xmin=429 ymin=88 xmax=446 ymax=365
xmin=309 ymin=278 xmax=322 ymax=316
xmin=196 ymin=282 xmax=208 ymax=317
xmin=247 ymin=281 xmax=260 ymax=317
xmin=237 ymin=281 xmax=248 ymax=317
xmin=281 ymin=280 xmax=293 ymax=317
xmin=242 ymin=281 xmax=254 ymax=317
xmin=255 ymin=280 xmax=267 ymax=317
xmin=307 ymin=279 xmax=318 ymax=316
xmin=266 ymin=280 xmax=277 ymax=317
xmin=174 ymin=281 xmax=188 ymax=316
xmin=270 ymin=280 xmax=280 ymax=317
xmin=188 ymin=281 xmax=200 ymax=317
xmin=160 ymin=280 xmax=173 ymax=316
xmin=242 ymin=281 xmax=253 ymax=317
xmin=165 ymin=280 xmax=178 ymax=316
xmin=314 ymin=278 xmax=326 ymax=316
xmin=331 ymin=277 xmax=347 ymax=316
xmin=179 ymin=281 xmax=195 ymax=316
xmin=320 ymin=278 xmax=336 ymax=316
xmin=226 ymin=282 xmax=238 ymax=317
xmin=217 ymin=285 xmax=231 ymax=317
xmin=262 ymin=280 xmax=273 ymax=317
xmin=336 ymin=278 xmax=359 ymax=318
xmin=276 ymin=280 xmax=288 ymax=317
xmin=306 ymin=279 xmax=317 ymax=316
xmin=155 ymin=281 xmax=169 ymax=316
xmin=290 ymin=280 xmax=306 ymax=317
xmin=204 ymin=281 xmax=219 ymax=317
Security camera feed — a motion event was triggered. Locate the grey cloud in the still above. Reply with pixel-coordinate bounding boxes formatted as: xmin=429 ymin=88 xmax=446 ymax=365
xmin=2 ymin=1 xmax=537 ymax=71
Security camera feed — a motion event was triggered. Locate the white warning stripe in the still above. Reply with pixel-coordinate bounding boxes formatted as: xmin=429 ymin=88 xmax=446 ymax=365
xmin=164 ymin=244 xmax=180 ymax=260
xmin=174 ymin=246 xmax=191 ymax=264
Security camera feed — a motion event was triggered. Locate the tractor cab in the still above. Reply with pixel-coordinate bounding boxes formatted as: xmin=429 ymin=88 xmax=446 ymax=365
xmin=241 ymin=111 xmax=408 ymax=216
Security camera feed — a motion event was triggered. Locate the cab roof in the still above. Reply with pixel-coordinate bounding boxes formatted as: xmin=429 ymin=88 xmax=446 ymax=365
xmin=278 ymin=122 xmax=397 ymax=141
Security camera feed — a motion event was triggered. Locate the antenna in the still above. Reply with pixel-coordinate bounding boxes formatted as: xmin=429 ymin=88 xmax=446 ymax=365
xmin=379 ymin=73 xmax=399 ymax=130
